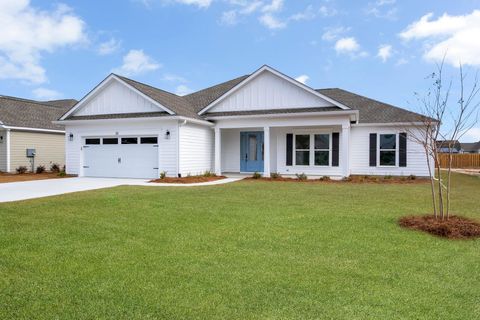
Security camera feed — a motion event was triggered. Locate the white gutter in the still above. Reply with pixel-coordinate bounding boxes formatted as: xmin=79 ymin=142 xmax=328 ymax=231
xmin=54 ymin=116 xmax=214 ymax=127
xmin=0 ymin=125 xmax=64 ymax=134
xmin=352 ymin=122 xmax=428 ymax=127
xmin=205 ymin=110 xmax=359 ymax=121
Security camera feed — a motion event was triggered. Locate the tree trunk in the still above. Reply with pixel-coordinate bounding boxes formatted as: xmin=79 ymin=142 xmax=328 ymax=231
xmin=426 ymin=148 xmax=437 ymax=218
xmin=434 ymin=151 xmax=444 ymax=219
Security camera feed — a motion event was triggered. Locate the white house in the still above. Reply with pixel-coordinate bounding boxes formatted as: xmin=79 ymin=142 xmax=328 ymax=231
xmin=57 ymin=65 xmax=431 ymax=179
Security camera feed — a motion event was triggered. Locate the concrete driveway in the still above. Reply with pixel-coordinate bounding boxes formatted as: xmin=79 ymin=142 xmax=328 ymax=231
xmin=0 ymin=177 xmax=148 ymax=203
xmin=0 ymin=176 xmax=242 ymax=203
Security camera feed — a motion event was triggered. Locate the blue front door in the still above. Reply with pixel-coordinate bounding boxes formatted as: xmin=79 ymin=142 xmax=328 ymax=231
xmin=240 ymin=131 xmax=264 ymax=172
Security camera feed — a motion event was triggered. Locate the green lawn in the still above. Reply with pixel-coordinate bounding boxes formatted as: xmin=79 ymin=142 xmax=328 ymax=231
xmin=0 ymin=173 xmax=479 ymax=319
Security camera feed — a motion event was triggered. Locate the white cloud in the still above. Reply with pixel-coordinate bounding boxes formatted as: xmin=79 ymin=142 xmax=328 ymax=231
xmin=395 ymin=57 xmax=408 ymax=66
xmin=399 ymin=10 xmax=480 ymax=67
xmin=335 ymin=37 xmax=368 ymax=58
xmin=220 ymin=10 xmax=238 ymax=25
xmin=98 ymin=38 xmax=121 ymax=55
xmin=262 ymin=0 xmax=283 ymax=13
xmin=259 ymin=13 xmax=286 ymax=29
xmin=162 ymin=73 xmax=187 ymax=82
xmin=365 ymin=0 xmax=397 ymax=20
xmin=174 ymin=0 xmax=212 ymax=8
xmin=463 ymin=127 xmax=480 ymax=142
xmin=32 ymin=87 xmax=62 ymax=100
xmin=112 ymin=49 xmax=161 ymax=76
xmin=295 ymin=75 xmax=309 ymax=84
xmin=377 ymin=44 xmax=393 ymax=62
xmin=319 ymin=5 xmax=337 ymax=17
xmin=289 ymin=5 xmax=316 ymax=22
xmin=322 ymin=26 xmax=350 ymax=41
xmin=175 ymin=84 xmax=193 ymax=96
xmin=0 ymin=0 xmax=86 ymax=84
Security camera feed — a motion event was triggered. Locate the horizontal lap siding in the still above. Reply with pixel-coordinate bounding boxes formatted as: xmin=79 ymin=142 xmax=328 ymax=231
xmin=65 ymin=120 xmax=178 ymax=177
xmin=10 ymin=131 xmax=65 ymax=172
xmin=0 ymin=130 xmax=7 ymax=171
xmin=179 ymin=123 xmax=213 ymax=176
xmin=350 ymin=126 xmax=430 ymax=177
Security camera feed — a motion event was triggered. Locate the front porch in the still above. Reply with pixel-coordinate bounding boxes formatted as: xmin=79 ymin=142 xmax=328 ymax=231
xmin=214 ymin=121 xmax=351 ymax=178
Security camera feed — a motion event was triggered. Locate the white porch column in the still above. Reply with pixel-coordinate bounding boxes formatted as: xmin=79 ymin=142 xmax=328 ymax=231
xmin=214 ymin=127 xmax=222 ymax=175
xmin=264 ymin=126 xmax=270 ymax=177
xmin=341 ymin=124 xmax=350 ymax=177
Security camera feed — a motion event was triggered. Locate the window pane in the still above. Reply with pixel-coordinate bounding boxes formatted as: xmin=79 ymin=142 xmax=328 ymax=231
xmin=295 ymin=135 xmax=310 ymax=149
xmin=380 ymin=151 xmax=396 ymax=166
xmin=315 ymin=151 xmax=329 ymax=166
xmin=315 ymin=134 xmax=329 ymax=149
xmin=103 ymin=138 xmax=118 ymax=145
xmin=296 ymin=151 xmax=310 ymax=165
xmin=140 ymin=137 xmax=158 ymax=144
xmin=380 ymin=134 xmax=396 ymax=149
xmin=121 ymin=137 xmax=138 ymax=144
xmin=85 ymin=138 xmax=100 ymax=145
xmin=249 ymin=135 xmax=257 ymax=161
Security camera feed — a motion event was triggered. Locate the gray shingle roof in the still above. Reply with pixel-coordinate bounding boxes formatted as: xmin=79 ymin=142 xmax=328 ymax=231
xmin=204 ymin=106 xmax=343 ymax=117
xmin=45 ymin=99 xmax=78 ymax=108
xmin=317 ymin=88 xmax=428 ymax=124
xmin=62 ymin=71 xmax=430 ymax=125
xmin=67 ymin=112 xmax=169 ymax=121
xmin=461 ymin=141 xmax=480 ymax=153
xmin=0 ymin=96 xmax=73 ymax=130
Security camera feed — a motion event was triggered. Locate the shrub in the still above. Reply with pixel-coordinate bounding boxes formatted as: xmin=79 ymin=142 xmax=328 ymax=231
xmin=58 ymin=171 xmax=66 ymax=177
xmin=270 ymin=172 xmax=281 ymax=179
xmin=36 ymin=165 xmax=46 ymax=174
xmin=50 ymin=163 xmax=60 ymax=173
xmin=296 ymin=173 xmax=307 ymax=181
xmin=252 ymin=172 xmax=262 ymax=179
xmin=319 ymin=175 xmax=330 ymax=181
xmin=384 ymin=175 xmax=393 ymax=180
xmin=160 ymin=171 xmax=167 ymax=179
xmin=16 ymin=166 xmax=28 ymax=174
xmin=203 ymin=171 xmax=216 ymax=177
xmin=408 ymin=174 xmax=417 ymax=180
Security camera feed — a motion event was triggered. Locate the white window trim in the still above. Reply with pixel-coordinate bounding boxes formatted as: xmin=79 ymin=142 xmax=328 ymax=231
xmin=293 ymin=132 xmax=333 ymax=168
xmin=377 ymin=133 xmax=399 ymax=167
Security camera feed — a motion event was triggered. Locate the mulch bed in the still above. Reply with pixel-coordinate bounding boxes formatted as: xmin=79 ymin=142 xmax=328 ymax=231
xmin=399 ymin=215 xmax=480 ymax=239
xmin=245 ymin=176 xmax=428 ymax=184
xmin=0 ymin=172 xmax=73 ymax=183
xmin=150 ymin=176 xmax=226 ymax=184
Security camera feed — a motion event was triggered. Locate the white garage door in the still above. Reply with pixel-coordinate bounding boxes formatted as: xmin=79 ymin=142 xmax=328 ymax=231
xmin=83 ymin=136 xmax=159 ymax=179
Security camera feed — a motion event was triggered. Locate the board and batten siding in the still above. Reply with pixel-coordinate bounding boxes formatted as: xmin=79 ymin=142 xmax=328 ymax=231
xmin=9 ymin=131 xmax=65 ymax=172
xmin=179 ymin=123 xmax=214 ymax=176
xmin=65 ymin=120 xmax=178 ymax=177
xmin=208 ymin=71 xmax=334 ymax=113
xmin=74 ymin=79 xmax=163 ymax=116
xmin=0 ymin=130 xmax=7 ymax=171
xmin=349 ymin=125 xmax=430 ymax=177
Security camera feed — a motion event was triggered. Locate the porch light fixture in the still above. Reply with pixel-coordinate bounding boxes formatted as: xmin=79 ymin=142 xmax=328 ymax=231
xmin=69 ymin=133 xmax=74 ymax=141
xmin=165 ymin=130 xmax=171 ymax=140
xmin=0 ymin=135 xmax=3 ymax=143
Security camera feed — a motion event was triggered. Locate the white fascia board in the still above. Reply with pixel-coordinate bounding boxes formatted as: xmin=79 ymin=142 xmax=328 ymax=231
xmin=198 ymin=65 xmax=351 ymax=115
xmin=1 ymin=125 xmax=64 ymax=133
xmin=352 ymin=122 xmax=427 ymax=127
xmin=205 ymin=110 xmax=358 ymax=121
xmin=60 ymin=74 xmax=175 ymax=120
xmin=54 ymin=116 xmax=213 ymax=127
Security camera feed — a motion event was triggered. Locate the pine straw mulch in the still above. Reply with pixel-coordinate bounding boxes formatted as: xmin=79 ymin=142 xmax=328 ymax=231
xmin=399 ymin=215 xmax=480 ymax=239
xmin=0 ymin=172 xmax=73 ymax=183
xmin=150 ymin=176 xmax=226 ymax=184
xmin=245 ymin=175 xmax=428 ymax=184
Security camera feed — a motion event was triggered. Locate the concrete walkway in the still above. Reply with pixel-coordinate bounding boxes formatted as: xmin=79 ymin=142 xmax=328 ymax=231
xmin=0 ymin=177 xmax=242 ymax=203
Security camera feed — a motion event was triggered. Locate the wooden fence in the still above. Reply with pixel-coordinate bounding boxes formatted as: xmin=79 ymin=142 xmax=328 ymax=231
xmin=438 ymin=154 xmax=480 ymax=168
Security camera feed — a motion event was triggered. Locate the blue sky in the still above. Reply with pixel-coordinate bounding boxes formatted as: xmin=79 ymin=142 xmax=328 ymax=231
xmin=0 ymin=0 xmax=479 ymax=141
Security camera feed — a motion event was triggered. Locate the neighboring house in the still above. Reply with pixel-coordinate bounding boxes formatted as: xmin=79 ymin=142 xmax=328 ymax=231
xmin=436 ymin=140 xmax=463 ymax=153
xmin=0 ymin=96 xmax=77 ymax=173
xmin=460 ymin=141 xmax=480 ymax=154
xmin=58 ymin=65 xmax=431 ymax=179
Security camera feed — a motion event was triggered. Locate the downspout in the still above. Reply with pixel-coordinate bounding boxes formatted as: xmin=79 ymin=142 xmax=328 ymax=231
xmin=6 ymin=129 xmax=11 ymax=173
xmin=176 ymin=120 xmax=188 ymax=177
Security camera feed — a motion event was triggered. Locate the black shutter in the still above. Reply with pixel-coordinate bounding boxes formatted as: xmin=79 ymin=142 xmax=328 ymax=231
xmin=286 ymin=134 xmax=293 ymax=166
xmin=369 ymin=133 xmax=377 ymax=167
xmin=332 ymin=132 xmax=339 ymax=167
xmin=399 ymin=132 xmax=407 ymax=167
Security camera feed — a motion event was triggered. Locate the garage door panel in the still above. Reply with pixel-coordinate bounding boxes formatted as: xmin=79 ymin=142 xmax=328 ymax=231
xmin=83 ymin=139 xmax=159 ymax=179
